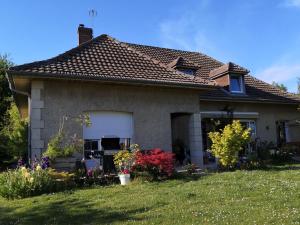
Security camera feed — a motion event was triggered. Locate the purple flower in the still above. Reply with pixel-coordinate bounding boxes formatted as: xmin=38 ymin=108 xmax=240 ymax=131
xmin=87 ymin=169 xmax=93 ymax=177
xmin=41 ymin=156 xmax=50 ymax=169
xmin=31 ymin=156 xmax=38 ymax=170
xmin=17 ymin=158 xmax=25 ymax=167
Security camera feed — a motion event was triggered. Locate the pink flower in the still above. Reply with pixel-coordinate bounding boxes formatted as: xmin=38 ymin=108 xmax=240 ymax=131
xmin=87 ymin=169 xmax=93 ymax=177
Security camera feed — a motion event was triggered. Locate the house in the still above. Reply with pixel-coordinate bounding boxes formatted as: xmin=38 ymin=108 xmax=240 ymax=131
xmin=7 ymin=24 xmax=300 ymax=169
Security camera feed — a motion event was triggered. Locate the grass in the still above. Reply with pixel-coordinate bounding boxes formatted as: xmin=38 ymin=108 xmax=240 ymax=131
xmin=1 ymin=164 xmax=300 ymax=225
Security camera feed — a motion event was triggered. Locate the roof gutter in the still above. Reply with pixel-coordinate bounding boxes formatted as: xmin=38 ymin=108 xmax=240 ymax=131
xmin=6 ymin=72 xmax=31 ymax=97
xmin=199 ymin=96 xmax=300 ymax=105
xmin=7 ymin=70 xmax=217 ymax=91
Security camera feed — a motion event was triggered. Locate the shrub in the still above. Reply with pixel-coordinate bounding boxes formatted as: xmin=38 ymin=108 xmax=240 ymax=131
xmin=43 ymin=114 xmax=89 ymax=161
xmin=43 ymin=132 xmax=82 ymax=160
xmin=209 ymin=120 xmax=251 ymax=168
xmin=238 ymin=152 xmax=266 ymax=170
xmin=0 ymin=167 xmax=54 ymax=199
xmin=183 ymin=163 xmax=198 ymax=175
xmin=0 ymin=103 xmax=28 ymax=168
xmin=132 ymin=149 xmax=175 ymax=180
xmin=255 ymin=140 xmax=276 ymax=161
xmin=0 ymin=167 xmax=74 ymax=199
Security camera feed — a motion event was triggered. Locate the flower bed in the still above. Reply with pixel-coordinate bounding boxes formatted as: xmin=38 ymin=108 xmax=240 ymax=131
xmin=0 ymin=166 xmax=74 ymax=199
xmin=113 ymin=146 xmax=175 ymax=182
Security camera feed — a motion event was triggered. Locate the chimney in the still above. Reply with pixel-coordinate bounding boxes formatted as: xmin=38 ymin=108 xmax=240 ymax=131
xmin=77 ymin=24 xmax=93 ymax=45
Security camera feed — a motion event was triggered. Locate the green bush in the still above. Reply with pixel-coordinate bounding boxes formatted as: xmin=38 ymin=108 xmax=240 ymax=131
xmin=209 ymin=120 xmax=251 ymax=168
xmin=0 ymin=103 xmax=28 ymax=168
xmin=43 ymin=132 xmax=82 ymax=160
xmin=0 ymin=167 xmax=54 ymax=199
xmin=43 ymin=114 xmax=89 ymax=161
xmin=0 ymin=167 xmax=74 ymax=199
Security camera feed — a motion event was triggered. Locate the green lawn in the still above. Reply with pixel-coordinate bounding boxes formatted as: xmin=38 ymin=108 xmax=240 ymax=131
xmin=1 ymin=164 xmax=300 ymax=225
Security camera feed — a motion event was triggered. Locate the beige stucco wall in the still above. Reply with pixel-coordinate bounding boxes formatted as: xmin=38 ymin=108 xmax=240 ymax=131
xmin=32 ymin=78 xmax=300 ymax=162
xmin=41 ymin=79 xmax=201 ymax=154
xmin=200 ymin=101 xmax=300 ymax=144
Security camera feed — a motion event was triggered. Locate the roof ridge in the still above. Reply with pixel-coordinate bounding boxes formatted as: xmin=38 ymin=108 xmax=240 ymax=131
xmin=109 ymin=37 xmax=212 ymax=84
xmin=126 ymin=42 xmax=224 ymax=66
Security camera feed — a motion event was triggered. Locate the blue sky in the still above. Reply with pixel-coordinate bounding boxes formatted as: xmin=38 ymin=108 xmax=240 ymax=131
xmin=1 ymin=0 xmax=300 ymax=92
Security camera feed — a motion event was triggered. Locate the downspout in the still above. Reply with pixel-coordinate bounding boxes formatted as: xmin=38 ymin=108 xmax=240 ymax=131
xmin=6 ymin=72 xmax=31 ymax=164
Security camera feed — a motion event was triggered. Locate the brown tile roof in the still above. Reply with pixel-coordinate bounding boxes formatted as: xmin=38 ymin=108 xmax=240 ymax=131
xmin=199 ymin=75 xmax=300 ymax=103
xmin=9 ymin=34 xmax=300 ymax=104
xmin=126 ymin=43 xmax=222 ymax=79
xmin=9 ymin=35 xmax=214 ymax=88
xmin=167 ymin=56 xmax=200 ymax=70
xmin=126 ymin=43 xmax=300 ymax=104
xmin=209 ymin=62 xmax=249 ymax=78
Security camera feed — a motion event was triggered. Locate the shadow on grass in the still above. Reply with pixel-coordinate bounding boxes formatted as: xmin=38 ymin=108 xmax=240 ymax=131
xmin=262 ymin=162 xmax=300 ymax=171
xmin=0 ymin=197 xmax=154 ymax=225
xmin=171 ymin=171 xmax=212 ymax=182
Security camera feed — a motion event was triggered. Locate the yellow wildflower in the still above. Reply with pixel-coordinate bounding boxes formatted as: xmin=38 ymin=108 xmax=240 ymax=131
xmin=29 ymin=177 xmax=34 ymax=183
xmin=36 ymin=164 xmax=42 ymax=171
xmin=20 ymin=166 xmax=27 ymax=174
xmin=24 ymin=172 xmax=30 ymax=178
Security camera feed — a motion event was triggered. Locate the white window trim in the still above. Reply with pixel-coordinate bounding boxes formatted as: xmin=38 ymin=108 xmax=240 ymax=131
xmin=239 ymin=119 xmax=257 ymax=137
xmin=230 ymin=75 xmax=245 ymax=94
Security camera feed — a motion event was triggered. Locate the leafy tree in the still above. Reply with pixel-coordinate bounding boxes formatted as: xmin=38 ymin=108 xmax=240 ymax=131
xmin=0 ymin=103 xmax=28 ymax=161
xmin=0 ymin=54 xmax=28 ymax=168
xmin=0 ymin=54 xmax=13 ymax=129
xmin=209 ymin=120 xmax=251 ymax=168
xmin=271 ymin=81 xmax=287 ymax=92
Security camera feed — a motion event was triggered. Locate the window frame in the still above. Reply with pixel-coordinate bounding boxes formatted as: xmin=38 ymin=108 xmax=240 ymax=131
xmin=240 ymin=119 xmax=257 ymax=153
xmin=240 ymin=120 xmax=257 ymax=137
xmin=229 ymin=74 xmax=245 ymax=94
xmin=177 ymin=68 xmax=196 ymax=76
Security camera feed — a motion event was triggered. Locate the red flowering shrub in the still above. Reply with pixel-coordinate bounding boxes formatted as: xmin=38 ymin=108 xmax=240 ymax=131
xmin=132 ymin=148 xmax=175 ymax=180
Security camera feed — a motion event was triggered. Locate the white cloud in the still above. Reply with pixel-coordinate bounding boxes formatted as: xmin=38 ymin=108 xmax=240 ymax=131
xmin=159 ymin=18 xmax=216 ymax=54
xmin=256 ymin=64 xmax=300 ymax=83
xmin=158 ymin=0 xmax=219 ymax=56
xmin=282 ymin=0 xmax=300 ymax=7
xmin=256 ymin=64 xmax=300 ymax=92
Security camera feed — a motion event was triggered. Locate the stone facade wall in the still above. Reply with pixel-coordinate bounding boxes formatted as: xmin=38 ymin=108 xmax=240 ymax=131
xmin=30 ymin=78 xmax=300 ymax=165
xmin=40 ymin=79 xmax=202 ymax=157
xmin=30 ymin=81 xmax=45 ymax=159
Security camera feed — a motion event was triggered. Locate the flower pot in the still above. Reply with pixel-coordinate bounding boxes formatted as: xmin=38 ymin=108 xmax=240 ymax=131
xmin=118 ymin=174 xmax=130 ymax=185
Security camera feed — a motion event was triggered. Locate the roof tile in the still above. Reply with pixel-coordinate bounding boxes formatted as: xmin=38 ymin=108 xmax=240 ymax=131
xmin=9 ymin=34 xmax=300 ymax=104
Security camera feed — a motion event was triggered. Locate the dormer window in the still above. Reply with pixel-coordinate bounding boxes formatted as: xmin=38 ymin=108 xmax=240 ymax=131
xmin=177 ymin=68 xmax=196 ymax=76
xmin=209 ymin=62 xmax=249 ymax=94
xmin=167 ymin=57 xmax=199 ymax=76
xmin=230 ymin=75 xmax=244 ymax=93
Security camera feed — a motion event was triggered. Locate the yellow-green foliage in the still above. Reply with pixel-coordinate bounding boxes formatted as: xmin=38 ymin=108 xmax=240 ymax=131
xmin=43 ymin=132 xmax=83 ymax=160
xmin=209 ymin=120 xmax=251 ymax=167
xmin=113 ymin=150 xmax=134 ymax=171
xmin=0 ymin=166 xmax=55 ymax=199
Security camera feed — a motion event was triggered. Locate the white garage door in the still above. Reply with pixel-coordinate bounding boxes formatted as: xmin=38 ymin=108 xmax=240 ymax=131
xmin=83 ymin=111 xmax=134 ymax=139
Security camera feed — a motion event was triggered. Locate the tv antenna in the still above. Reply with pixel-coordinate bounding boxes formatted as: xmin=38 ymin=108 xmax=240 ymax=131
xmin=89 ymin=9 xmax=98 ymax=29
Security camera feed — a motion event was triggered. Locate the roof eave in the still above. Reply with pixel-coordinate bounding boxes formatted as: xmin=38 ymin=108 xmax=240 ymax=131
xmin=8 ymin=70 xmax=217 ymax=90
xmin=209 ymin=71 xmax=248 ymax=79
xmin=199 ymin=96 xmax=300 ymax=105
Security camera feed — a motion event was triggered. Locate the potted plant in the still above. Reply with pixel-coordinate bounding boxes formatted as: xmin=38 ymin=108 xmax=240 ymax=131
xmin=118 ymin=168 xmax=131 ymax=185
xmin=113 ymin=149 xmax=135 ymax=185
